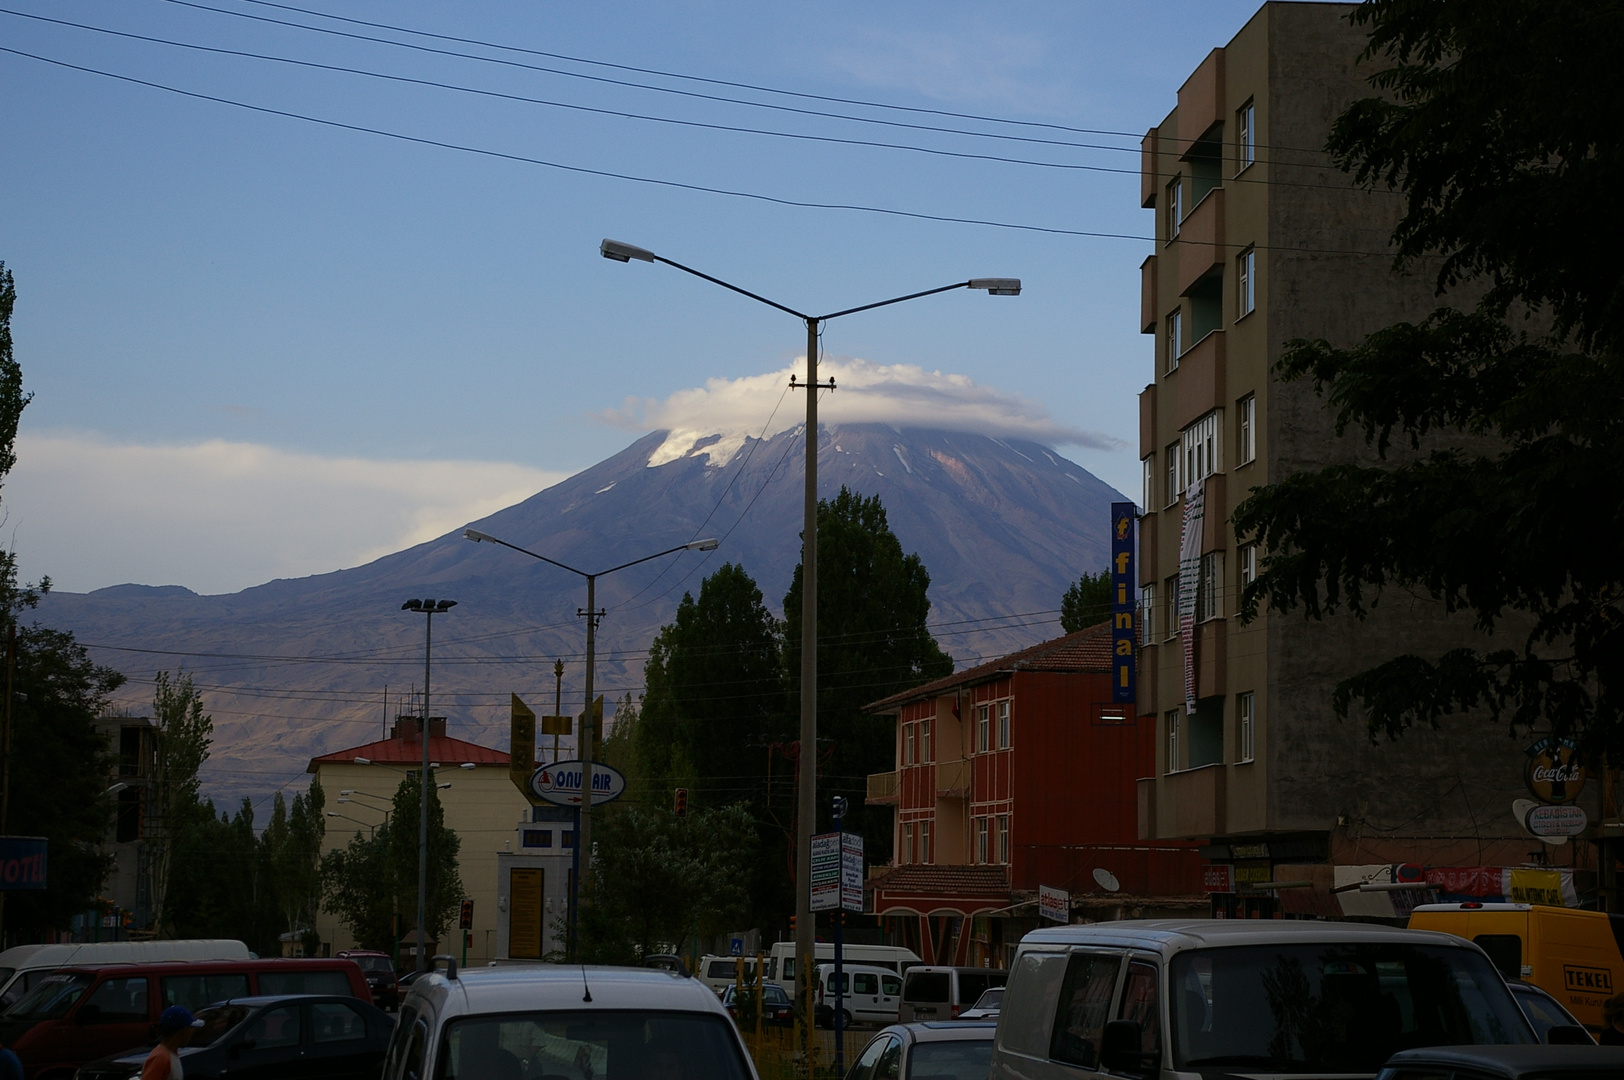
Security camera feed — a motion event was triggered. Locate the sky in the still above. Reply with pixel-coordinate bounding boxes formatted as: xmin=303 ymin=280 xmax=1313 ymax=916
xmin=1 ymin=0 xmax=1267 ymax=595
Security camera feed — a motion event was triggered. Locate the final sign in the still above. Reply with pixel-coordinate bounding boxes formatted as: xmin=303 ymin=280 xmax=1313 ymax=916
xmin=529 ymin=760 xmax=626 ymax=807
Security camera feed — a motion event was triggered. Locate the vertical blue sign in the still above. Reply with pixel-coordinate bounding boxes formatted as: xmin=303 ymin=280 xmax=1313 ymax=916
xmin=1110 ymin=503 xmax=1137 ymax=704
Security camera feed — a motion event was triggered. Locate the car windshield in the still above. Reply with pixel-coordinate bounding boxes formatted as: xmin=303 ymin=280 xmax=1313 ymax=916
xmin=352 ymin=956 xmax=392 ymax=974
xmin=432 ymin=1009 xmax=751 ymax=1080
xmin=1171 ymin=943 xmax=1534 ymax=1073
xmin=908 ymin=1039 xmax=993 ymax=1080
xmin=191 ymin=1004 xmax=252 ymax=1049
xmin=970 ymin=988 xmax=1004 ymax=1010
xmin=905 ymin=973 xmax=950 ymax=1003
xmin=2 ymin=973 xmax=91 ymax=1020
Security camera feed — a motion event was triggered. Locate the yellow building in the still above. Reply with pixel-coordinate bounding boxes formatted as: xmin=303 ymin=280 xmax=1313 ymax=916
xmin=308 ymin=718 xmax=529 ymax=966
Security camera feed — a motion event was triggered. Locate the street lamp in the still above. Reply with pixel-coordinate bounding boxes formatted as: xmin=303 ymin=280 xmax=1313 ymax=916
xmin=400 ymin=597 xmax=455 ymax=973
xmin=601 ymin=239 xmax=1018 ymax=1035
xmin=463 ymin=529 xmax=718 ymax=956
xmin=326 ymin=810 xmax=381 ymax=838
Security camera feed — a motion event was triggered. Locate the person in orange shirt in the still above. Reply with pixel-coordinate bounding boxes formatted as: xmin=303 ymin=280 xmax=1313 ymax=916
xmin=142 ymin=1006 xmax=204 ymax=1080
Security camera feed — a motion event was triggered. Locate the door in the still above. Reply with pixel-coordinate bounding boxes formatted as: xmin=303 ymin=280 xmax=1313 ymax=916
xmin=304 ymin=999 xmax=376 ymax=1079
xmin=229 ymin=1002 xmax=306 ymax=1079
xmin=851 ymin=972 xmax=882 ymax=1023
xmin=846 ymin=1035 xmax=894 ymax=1080
xmin=76 ymin=975 xmax=152 ymax=1066
xmin=1114 ymin=961 xmax=1163 ymax=1072
xmin=879 ymin=975 xmax=902 ymax=1023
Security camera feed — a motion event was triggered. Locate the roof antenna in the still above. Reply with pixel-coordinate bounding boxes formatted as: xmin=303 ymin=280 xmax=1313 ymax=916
xmin=580 ymin=963 xmax=593 ymax=1003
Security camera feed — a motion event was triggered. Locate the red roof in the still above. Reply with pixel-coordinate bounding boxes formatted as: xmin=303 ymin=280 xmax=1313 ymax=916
xmin=865 ymin=621 xmax=1114 ymax=713
xmin=868 ymin=864 xmax=1011 ymax=917
xmin=307 ymin=733 xmax=508 ymax=774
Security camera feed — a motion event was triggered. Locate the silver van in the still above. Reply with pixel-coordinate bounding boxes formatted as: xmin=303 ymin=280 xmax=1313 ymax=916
xmin=901 ymin=965 xmax=1007 ymax=1021
xmin=988 ymin=920 xmax=1537 ymax=1080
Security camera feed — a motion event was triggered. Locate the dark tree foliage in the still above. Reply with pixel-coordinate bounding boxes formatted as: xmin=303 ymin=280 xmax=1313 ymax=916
xmin=320 ymin=826 xmax=397 ymax=953
xmin=167 ymin=799 xmax=280 ymax=955
xmin=1233 ymin=1 xmax=1624 ymax=753
xmin=783 ymin=488 xmax=952 ymax=860
xmin=1060 ymin=570 xmax=1111 ymax=634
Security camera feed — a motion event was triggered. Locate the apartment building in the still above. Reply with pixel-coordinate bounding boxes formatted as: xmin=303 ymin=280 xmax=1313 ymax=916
xmin=1135 ymin=2 xmax=1570 ymax=910
xmin=865 ymin=624 xmax=1201 ymax=965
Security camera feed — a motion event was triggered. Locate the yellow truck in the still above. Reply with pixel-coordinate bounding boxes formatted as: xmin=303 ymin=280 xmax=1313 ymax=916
xmin=1408 ymin=902 xmax=1624 ymax=1033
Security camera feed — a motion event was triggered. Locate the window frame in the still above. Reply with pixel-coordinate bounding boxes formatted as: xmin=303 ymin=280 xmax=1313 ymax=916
xmin=996 ymin=700 xmax=1012 ymax=750
xmin=975 ymin=817 xmax=989 ymax=864
xmin=1142 ymin=454 xmax=1155 ymax=514
xmin=1182 ymin=411 xmax=1221 ymax=490
xmin=996 ymin=815 xmax=1010 ymax=865
xmin=902 ymin=822 xmax=915 ymax=865
xmin=1165 ymin=309 xmax=1184 ymax=373
xmin=921 ymin=719 xmax=933 ymax=764
xmin=904 ymin=724 xmax=915 ymax=767
xmin=976 ymin=705 xmax=990 ymax=754
xmin=1166 ymin=710 xmax=1181 ymax=774
xmin=1141 ymin=582 xmax=1157 ymax=644
xmin=1164 ymin=442 xmax=1181 ymax=508
xmin=1163 ymin=575 xmax=1179 ymax=640
xmin=1236 ymin=246 xmax=1255 ymax=319
xmin=920 ymin=820 xmax=932 ymax=864
xmin=1236 ymin=99 xmax=1256 ymax=173
xmin=1237 ymin=394 xmax=1256 ymax=466
xmin=1237 ymin=691 xmax=1255 ymax=763
xmin=1198 ymin=551 xmax=1224 ymax=622
xmin=1166 ymin=175 xmax=1183 ymax=239
xmin=1238 ymin=544 xmax=1257 ymax=590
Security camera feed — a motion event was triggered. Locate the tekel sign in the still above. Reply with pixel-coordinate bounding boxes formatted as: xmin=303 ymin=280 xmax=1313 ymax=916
xmin=0 ymin=837 xmax=47 ymax=891
xmin=1526 ymin=803 xmax=1588 ymax=837
xmin=528 ymin=760 xmax=626 ymax=807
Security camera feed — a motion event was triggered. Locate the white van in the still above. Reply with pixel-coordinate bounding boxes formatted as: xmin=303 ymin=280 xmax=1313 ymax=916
xmin=0 ymin=939 xmax=250 ymax=1008
xmin=813 ymin=963 xmax=903 ymax=1028
xmin=899 ymin=965 xmax=1007 ymax=1021
xmin=988 ymin=919 xmax=1538 ymax=1080
xmin=768 ymin=941 xmax=921 ymax=999
xmin=696 ymin=954 xmax=761 ymax=997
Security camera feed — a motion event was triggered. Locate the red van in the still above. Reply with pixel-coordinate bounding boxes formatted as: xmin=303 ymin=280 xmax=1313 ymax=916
xmin=0 ymin=957 xmax=370 ymax=1079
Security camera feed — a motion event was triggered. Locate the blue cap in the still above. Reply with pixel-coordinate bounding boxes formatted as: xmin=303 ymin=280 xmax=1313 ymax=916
xmin=158 ymin=1006 xmax=205 ymax=1034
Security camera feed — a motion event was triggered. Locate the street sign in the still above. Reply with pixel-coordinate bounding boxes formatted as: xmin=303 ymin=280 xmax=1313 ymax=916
xmin=1526 ymin=803 xmax=1588 ymax=837
xmin=529 ymin=759 xmax=626 ymax=807
xmin=841 ymin=833 xmax=864 ymax=913
xmin=810 ymin=831 xmax=841 ymax=911
xmin=540 ymin=715 xmax=572 ymax=736
xmin=0 ymin=837 xmax=47 ymax=891
xmin=1039 ymin=884 xmax=1069 ymax=923
xmin=729 ymin=937 xmax=743 ymax=956
xmin=510 ymin=695 xmax=538 ymax=804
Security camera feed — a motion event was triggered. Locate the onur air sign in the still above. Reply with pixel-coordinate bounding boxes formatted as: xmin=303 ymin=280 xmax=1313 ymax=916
xmin=528 ymin=760 xmax=627 ymax=807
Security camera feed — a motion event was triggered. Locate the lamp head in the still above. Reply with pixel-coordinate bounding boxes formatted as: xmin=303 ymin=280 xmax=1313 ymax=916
xmin=968 ymin=278 xmax=1022 ymax=296
xmin=437 ymin=782 xmax=452 ymax=790
xmin=460 ymin=762 xmax=477 ymax=770
xmin=686 ymin=538 xmax=720 ymax=552
xmin=353 ymin=757 xmax=372 ymax=765
xmin=325 ymin=811 xmax=339 ymax=817
xmin=401 ymin=599 xmax=423 ymax=611
xmin=600 ymin=238 xmax=655 ymax=263
xmin=464 ymin=529 xmax=493 ymax=543
xmin=337 ymin=797 xmax=351 ymax=804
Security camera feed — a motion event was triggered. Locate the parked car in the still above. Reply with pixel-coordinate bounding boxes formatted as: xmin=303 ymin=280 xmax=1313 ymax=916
xmin=380 ymin=957 xmax=760 ymax=1080
xmin=72 ymin=994 xmax=393 ymax=1080
xmin=641 ymin=954 xmax=691 ymax=978
xmin=770 ymin=942 xmax=920 ymax=1002
xmin=988 ymin=919 xmax=1539 ymax=1080
xmin=845 ymin=1021 xmax=997 ymax=1080
xmin=1506 ymin=980 xmax=1594 ymax=1044
xmin=0 ymin=957 xmax=371 ymax=1078
xmin=899 ymin=966 xmax=1006 ymax=1022
xmin=696 ymin=954 xmax=763 ymax=998
xmin=1376 ymin=1044 xmax=1624 ymax=1079
xmin=0 ymin=941 xmax=250 ymax=1011
xmin=337 ymin=950 xmax=399 ymax=1010
xmin=720 ymin=982 xmax=793 ymax=1027
xmin=814 ymin=964 xmax=903 ymax=1029
xmin=957 ymin=986 xmax=1003 ymax=1021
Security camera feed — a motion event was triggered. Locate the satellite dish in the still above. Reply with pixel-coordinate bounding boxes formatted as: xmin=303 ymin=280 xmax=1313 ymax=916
xmin=1512 ymin=798 xmax=1571 ymax=845
xmin=1092 ymin=868 xmax=1121 ymax=892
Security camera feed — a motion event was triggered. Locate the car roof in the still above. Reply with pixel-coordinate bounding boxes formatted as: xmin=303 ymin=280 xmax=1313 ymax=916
xmin=1019 ymin=918 xmax=1473 ymax=952
xmin=870 ymin=1021 xmax=997 ymax=1045
xmin=203 ymin=994 xmax=376 ymax=1010
xmin=407 ymin=965 xmax=730 ymax=1018
xmin=1383 ymin=1045 xmax=1624 ymax=1074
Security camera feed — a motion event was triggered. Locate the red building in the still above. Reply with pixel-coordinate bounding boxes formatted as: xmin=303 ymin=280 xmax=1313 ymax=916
xmin=863 ymin=623 xmax=1202 ymax=966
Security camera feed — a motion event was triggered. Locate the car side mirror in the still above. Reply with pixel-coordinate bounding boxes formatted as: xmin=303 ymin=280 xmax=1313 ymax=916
xmin=1100 ymin=1019 xmax=1155 ymax=1075
xmin=1546 ymin=1024 xmax=1591 ymax=1045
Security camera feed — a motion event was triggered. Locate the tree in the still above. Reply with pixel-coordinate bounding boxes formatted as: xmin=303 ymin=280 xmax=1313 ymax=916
xmin=321 ymin=825 xmax=397 ymax=953
xmin=1231 ymin=1 xmax=1624 ymax=753
xmin=148 ymin=670 xmax=213 ymax=937
xmin=576 ymin=803 xmax=757 ymax=963
xmin=385 ymin=772 xmax=463 ymax=951
xmin=1060 ymin=570 xmax=1111 ymax=634
xmin=783 ymin=488 xmax=952 ymax=860
xmin=265 ymin=784 xmax=326 ymax=950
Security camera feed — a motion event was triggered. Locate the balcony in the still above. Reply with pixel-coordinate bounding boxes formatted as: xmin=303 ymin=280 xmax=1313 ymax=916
xmin=866 ymin=771 xmax=898 ymax=805
xmin=1176 ymin=49 xmax=1225 ymax=144
xmin=1175 ymin=330 xmax=1225 ymax=432
xmin=935 ymin=759 xmax=971 ymax=798
xmin=1140 ymin=255 xmax=1158 ymax=334
xmin=1140 ymin=128 xmax=1158 ymax=208
xmin=1197 ymin=621 xmax=1227 ymax=700
xmin=1161 ymin=762 xmax=1228 ymax=840
xmin=1176 ymin=187 xmax=1225 ymax=296
xmin=1139 ymin=384 xmax=1157 ymax=460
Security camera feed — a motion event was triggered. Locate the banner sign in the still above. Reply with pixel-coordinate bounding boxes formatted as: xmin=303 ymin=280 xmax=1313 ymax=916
xmin=841 ymin=833 xmax=865 ymax=913
xmin=1177 ymin=479 xmax=1205 ymax=714
xmin=510 ymin=694 xmax=538 ymax=804
xmin=1038 ymin=884 xmax=1069 ymax=923
xmin=528 ymin=759 xmax=626 ymax=807
xmin=1110 ymin=502 xmax=1137 ymax=704
xmin=810 ymin=831 xmax=841 ymax=911
xmin=0 ymin=837 xmax=47 ymax=891
xmin=1200 ymin=864 xmax=1235 ymax=893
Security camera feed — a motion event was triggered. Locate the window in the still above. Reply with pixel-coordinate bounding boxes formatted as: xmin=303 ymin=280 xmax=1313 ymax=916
xmin=1237 ymin=691 xmax=1255 ymax=762
xmin=996 ymin=701 xmax=1011 ymax=749
xmin=1142 ymin=454 xmax=1156 ymax=513
xmin=1238 ymin=544 xmax=1257 ymax=590
xmin=1236 ymin=99 xmax=1256 ymax=171
xmin=258 ymin=971 xmax=349 ymax=997
xmin=1237 ymin=246 xmax=1255 ymax=318
xmin=1166 ymin=309 xmax=1184 ymax=372
xmin=1166 ymin=710 xmax=1181 ymax=773
xmin=245 ymin=1004 xmax=302 ymax=1049
xmin=1117 ymin=962 xmax=1163 ymax=1061
xmin=920 ymin=821 xmax=932 ymax=864
xmin=921 ymin=719 xmax=933 ymax=763
xmin=1198 ymin=551 xmax=1224 ymax=622
xmin=83 ymin=977 xmax=148 ymax=1024
xmin=1166 ymin=175 xmax=1183 ymax=238
xmin=1050 ymin=953 xmax=1124 ymax=1068
xmin=976 ymin=705 xmax=990 ymax=753
xmin=1141 ymin=582 xmax=1158 ymax=643
xmin=116 ymin=787 xmax=141 ymax=844
xmin=1165 ymin=442 xmax=1181 ymax=507
xmin=903 ymin=823 xmax=915 ymax=865
xmin=904 ymin=724 xmax=916 ymax=766
xmin=522 ymin=829 xmax=551 ymax=848
xmin=975 ymin=818 xmax=989 ymax=864
xmin=1164 ymin=575 xmax=1180 ymax=640
xmin=312 ymin=1001 xmax=368 ymax=1043
xmin=1182 ymin=411 xmax=1221 ymax=488
xmin=439 ymin=1013 xmax=751 ymax=1080
xmin=561 ymin=830 xmax=575 ymax=848
xmin=1237 ymin=394 xmax=1256 ymax=465
xmin=996 ymin=816 xmax=1010 ymax=864
xmin=163 ymin=975 xmax=249 ymax=1012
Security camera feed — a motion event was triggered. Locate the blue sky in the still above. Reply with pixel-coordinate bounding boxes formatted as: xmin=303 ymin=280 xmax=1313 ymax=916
xmin=1 ymin=0 xmax=1267 ymax=593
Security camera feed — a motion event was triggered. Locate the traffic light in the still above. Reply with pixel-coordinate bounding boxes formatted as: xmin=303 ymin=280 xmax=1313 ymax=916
xmin=788 ymin=915 xmax=796 ymax=935
xmin=673 ymin=788 xmax=689 ymax=818
xmin=459 ymin=899 xmax=474 ymax=930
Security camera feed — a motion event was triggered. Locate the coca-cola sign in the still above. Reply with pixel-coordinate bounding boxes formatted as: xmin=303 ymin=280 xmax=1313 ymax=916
xmin=1524 ymin=737 xmax=1586 ymax=804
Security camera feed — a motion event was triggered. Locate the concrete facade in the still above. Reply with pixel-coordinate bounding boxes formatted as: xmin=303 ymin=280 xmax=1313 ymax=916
xmin=1134 ymin=2 xmax=1584 ymax=906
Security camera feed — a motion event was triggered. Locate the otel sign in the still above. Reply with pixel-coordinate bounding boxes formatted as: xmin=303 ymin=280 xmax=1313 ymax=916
xmin=1523 ymin=736 xmax=1586 ymax=805
xmin=529 ymin=759 xmax=627 ymax=808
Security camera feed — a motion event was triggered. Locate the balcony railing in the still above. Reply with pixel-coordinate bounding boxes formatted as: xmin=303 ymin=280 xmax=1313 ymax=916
xmin=935 ymin=759 xmax=971 ymax=798
xmin=866 ymin=771 xmax=899 ymax=805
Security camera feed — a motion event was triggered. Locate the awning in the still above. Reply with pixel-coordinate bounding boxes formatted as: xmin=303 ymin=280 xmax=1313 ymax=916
xmin=869 ymin=865 xmax=1011 ymax=918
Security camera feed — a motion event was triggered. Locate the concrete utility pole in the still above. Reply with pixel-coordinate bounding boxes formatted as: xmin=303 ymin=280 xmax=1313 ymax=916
xmin=401 ymin=598 xmax=456 ymax=973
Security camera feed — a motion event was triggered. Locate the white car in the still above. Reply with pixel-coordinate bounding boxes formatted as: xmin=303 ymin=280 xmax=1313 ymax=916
xmin=381 ymin=957 xmax=761 ymax=1080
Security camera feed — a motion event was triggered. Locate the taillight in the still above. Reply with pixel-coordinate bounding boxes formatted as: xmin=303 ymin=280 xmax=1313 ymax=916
xmin=951 ymin=1004 xmax=960 ymax=1017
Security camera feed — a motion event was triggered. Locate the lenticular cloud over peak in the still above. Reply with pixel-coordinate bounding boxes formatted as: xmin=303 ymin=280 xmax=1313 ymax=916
xmin=601 ymin=357 xmax=1116 ymax=467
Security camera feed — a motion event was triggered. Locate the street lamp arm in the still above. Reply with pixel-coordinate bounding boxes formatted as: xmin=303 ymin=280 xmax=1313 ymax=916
xmin=464 ymin=530 xmax=589 ymax=578
xmin=651 ymin=255 xmax=811 ymax=321
xmin=593 ymin=538 xmax=719 ymax=578
xmin=816 ymin=281 xmax=975 ymax=321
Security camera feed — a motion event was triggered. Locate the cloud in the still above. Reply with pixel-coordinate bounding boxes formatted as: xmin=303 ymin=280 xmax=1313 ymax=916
xmin=6 ymin=433 xmax=566 ymax=594
xmin=820 ymin=26 xmax=1068 ymax=111
xmin=600 ymin=357 xmax=1121 ymax=466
